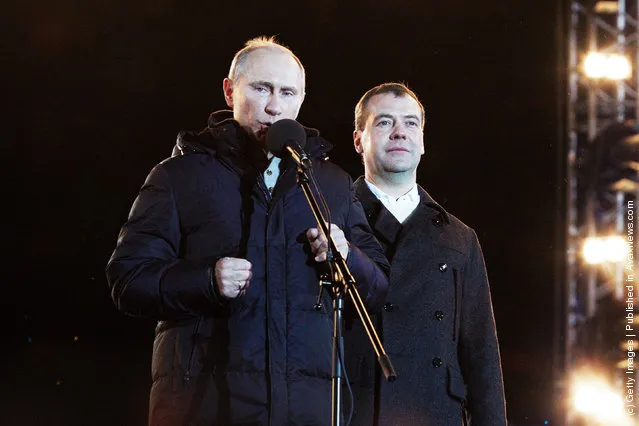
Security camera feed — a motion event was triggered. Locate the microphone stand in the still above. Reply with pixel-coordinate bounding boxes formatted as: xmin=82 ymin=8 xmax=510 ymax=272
xmin=292 ymin=150 xmax=396 ymax=426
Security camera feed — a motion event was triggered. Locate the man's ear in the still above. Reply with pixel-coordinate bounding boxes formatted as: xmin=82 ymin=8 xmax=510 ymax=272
xmin=353 ymin=130 xmax=364 ymax=155
xmin=223 ymin=78 xmax=234 ymax=108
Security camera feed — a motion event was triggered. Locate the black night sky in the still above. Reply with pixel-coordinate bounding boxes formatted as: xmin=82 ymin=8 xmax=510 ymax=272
xmin=6 ymin=0 xmax=564 ymax=424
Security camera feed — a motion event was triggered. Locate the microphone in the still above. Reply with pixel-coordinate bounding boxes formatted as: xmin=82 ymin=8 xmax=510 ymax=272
xmin=266 ymin=119 xmax=311 ymax=168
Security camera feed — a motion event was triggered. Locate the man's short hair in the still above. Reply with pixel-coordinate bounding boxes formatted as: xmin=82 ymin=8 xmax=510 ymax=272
xmin=228 ymin=36 xmax=306 ymax=93
xmin=354 ymin=82 xmax=425 ymax=131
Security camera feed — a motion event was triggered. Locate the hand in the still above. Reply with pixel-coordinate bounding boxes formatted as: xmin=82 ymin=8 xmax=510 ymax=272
xmin=306 ymin=223 xmax=349 ymax=262
xmin=214 ymin=257 xmax=252 ymax=299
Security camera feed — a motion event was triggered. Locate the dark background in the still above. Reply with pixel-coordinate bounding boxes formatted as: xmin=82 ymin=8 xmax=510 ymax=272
xmin=6 ymin=0 xmax=564 ymax=424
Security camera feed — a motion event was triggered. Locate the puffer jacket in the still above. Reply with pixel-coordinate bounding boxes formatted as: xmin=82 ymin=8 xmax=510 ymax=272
xmin=106 ymin=111 xmax=390 ymax=426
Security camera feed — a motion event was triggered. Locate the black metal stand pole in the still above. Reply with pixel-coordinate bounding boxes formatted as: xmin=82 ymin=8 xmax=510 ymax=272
xmin=332 ymin=292 xmax=344 ymax=426
xmin=295 ymin=165 xmax=396 ymax=426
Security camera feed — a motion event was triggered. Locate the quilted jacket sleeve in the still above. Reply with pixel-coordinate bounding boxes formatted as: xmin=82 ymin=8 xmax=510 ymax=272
xmin=343 ymin=178 xmax=391 ymax=313
xmin=105 ymin=164 xmax=227 ymax=319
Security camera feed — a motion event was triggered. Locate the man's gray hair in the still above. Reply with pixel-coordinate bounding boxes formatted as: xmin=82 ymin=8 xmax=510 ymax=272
xmin=228 ymin=36 xmax=306 ymax=93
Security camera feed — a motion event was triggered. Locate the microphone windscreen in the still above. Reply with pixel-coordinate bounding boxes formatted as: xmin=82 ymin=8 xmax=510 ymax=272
xmin=266 ymin=119 xmax=307 ymax=156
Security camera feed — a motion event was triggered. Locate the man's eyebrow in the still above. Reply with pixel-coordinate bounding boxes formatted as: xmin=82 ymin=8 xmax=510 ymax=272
xmin=374 ymin=113 xmax=421 ymax=122
xmin=280 ymin=85 xmax=299 ymax=94
xmin=250 ymin=81 xmax=299 ymax=95
xmin=403 ymin=114 xmax=421 ymax=122
xmin=373 ymin=113 xmax=395 ymax=121
xmin=250 ymin=80 xmax=274 ymax=90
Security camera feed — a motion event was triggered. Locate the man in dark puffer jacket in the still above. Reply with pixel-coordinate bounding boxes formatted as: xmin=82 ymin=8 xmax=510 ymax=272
xmin=106 ymin=36 xmax=390 ymax=425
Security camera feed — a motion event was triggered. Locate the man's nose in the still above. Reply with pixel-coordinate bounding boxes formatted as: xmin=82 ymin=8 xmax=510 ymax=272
xmin=390 ymin=123 xmax=407 ymax=139
xmin=265 ymin=94 xmax=283 ymax=116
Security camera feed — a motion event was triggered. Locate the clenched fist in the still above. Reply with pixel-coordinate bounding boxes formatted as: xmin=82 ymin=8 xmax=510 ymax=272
xmin=215 ymin=257 xmax=252 ymax=299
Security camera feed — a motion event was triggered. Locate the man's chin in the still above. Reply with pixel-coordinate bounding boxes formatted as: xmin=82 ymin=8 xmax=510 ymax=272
xmin=385 ymin=163 xmax=416 ymax=174
xmin=244 ymin=128 xmax=265 ymax=143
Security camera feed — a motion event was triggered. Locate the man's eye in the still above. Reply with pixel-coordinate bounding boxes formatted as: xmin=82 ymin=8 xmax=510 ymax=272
xmin=255 ymin=86 xmax=268 ymax=93
xmin=407 ymin=121 xmax=419 ymax=127
xmin=282 ymin=90 xmax=295 ymax=97
xmin=376 ymin=120 xmax=391 ymax=127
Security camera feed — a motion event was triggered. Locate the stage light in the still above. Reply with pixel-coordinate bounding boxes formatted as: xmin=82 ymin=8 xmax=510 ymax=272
xmin=583 ymin=52 xmax=632 ymax=80
xmin=584 ymin=52 xmax=608 ymax=79
xmin=607 ymin=54 xmax=633 ymax=80
xmin=605 ymin=236 xmax=629 ymax=262
xmin=594 ymin=1 xmax=620 ymax=13
xmin=582 ymin=236 xmax=627 ymax=264
xmin=619 ymin=340 xmax=638 ymax=351
xmin=571 ymin=373 xmax=631 ymax=424
xmin=583 ymin=237 xmax=606 ymax=264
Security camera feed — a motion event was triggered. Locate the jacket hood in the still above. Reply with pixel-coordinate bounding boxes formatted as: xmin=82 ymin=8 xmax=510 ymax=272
xmin=172 ymin=110 xmax=332 ymax=160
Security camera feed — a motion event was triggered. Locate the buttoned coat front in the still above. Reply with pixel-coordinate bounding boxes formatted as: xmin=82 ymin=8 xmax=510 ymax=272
xmin=345 ymin=177 xmax=506 ymax=426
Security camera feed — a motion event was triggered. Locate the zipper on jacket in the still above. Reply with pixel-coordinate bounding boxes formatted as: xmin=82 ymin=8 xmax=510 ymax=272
xmin=217 ymin=154 xmax=272 ymax=203
xmin=184 ymin=316 xmax=202 ymax=384
xmin=256 ymin=173 xmax=272 ymax=203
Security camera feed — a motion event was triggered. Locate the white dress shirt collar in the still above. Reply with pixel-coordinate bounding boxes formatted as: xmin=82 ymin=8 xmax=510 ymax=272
xmin=365 ymin=179 xmax=420 ymax=224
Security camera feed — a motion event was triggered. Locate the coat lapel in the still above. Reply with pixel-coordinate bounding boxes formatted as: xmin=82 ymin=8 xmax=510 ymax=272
xmin=354 ymin=177 xmax=451 ymax=261
xmin=354 ymin=177 xmax=403 ymax=260
xmin=399 ymin=186 xmax=449 ymax=243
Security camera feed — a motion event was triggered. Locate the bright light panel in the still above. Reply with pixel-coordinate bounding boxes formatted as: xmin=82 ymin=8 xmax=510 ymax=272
xmin=583 ymin=52 xmax=632 ymax=80
xmin=594 ymin=1 xmax=619 ymax=14
xmin=571 ymin=373 xmax=632 ymax=424
xmin=582 ymin=236 xmax=627 ymax=264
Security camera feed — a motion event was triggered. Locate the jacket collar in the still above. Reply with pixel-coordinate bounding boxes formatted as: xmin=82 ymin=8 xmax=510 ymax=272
xmin=355 ymin=179 xmax=403 ymax=251
xmin=354 ymin=176 xmax=450 ymax=226
xmin=172 ymin=110 xmax=333 ymax=161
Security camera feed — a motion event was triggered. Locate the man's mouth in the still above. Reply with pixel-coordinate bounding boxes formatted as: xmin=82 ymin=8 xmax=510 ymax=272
xmin=256 ymin=123 xmax=272 ymax=135
xmin=387 ymin=147 xmax=409 ymax=153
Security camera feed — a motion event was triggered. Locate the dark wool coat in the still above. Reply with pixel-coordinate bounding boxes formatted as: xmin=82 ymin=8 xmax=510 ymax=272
xmin=344 ymin=178 xmax=506 ymax=426
xmin=106 ymin=113 xmax=390 ymax=426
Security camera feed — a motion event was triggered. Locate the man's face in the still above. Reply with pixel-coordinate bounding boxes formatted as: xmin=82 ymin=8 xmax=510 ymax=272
xmin=223 ymin=49 xmax=305 ymax=142
xmin=354 ymin=93 xmax=425 ymax=176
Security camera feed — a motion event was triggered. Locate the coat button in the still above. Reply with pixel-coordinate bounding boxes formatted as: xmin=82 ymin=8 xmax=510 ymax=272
xmin=432 ymin=357 xmax=443 ymax=368
xmin=384 ymin=302 xmax=395 ymax=312
xmin=438 ymin=263 xmax=448 ymax=272
xmin=434 ymin=311 xmax=445 ymax=321
xmin=432 ymin=217 xmax=443 ymax=227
